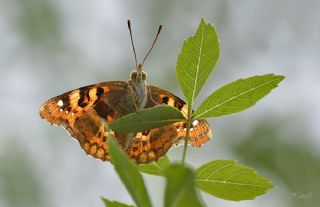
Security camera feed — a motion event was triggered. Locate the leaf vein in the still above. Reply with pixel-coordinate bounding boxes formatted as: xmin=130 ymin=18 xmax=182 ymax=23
xmin=195 ymin=77 xmax=283 ymax=118
xmin=177 ymin=62 xmax=196 ymax=81
xmin=190 ymin=22 xmax=205 ymax=106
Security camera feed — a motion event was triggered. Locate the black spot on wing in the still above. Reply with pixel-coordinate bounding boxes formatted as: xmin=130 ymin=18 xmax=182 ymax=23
xmin=142 ymin=130 xmax=149 ymax=136
xmin=86 ymin=89 xmax=90 ymax=100
xmin=182 ymin=122 xmax=187 ymax=128
xmin=161 ymin=96 xmax=169 ymax=104
xmin=78 ymin=89 xmax=88 ymax=108
xmin=61 ymin=95 xmax=71 ymax=111
xmin=174 ymin=101 xmax=184 ymax=111
xmin=96 ymin=87 xmax=104 ymax=97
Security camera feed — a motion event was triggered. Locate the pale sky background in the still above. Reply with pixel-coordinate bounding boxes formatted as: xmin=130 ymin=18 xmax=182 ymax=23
xmin=0 ymin=0 xmax=319 ymax=207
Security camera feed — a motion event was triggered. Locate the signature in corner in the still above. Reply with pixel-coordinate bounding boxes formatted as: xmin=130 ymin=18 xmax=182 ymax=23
xmin=288 ymin=191 xmax=313 ymax=200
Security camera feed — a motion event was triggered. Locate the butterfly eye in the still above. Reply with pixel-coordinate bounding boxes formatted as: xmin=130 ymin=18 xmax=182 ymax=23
xmin=142 ymin=72 xmax=147 ymax=80
xmin=130 ymin=71 xmax=137 ymax=80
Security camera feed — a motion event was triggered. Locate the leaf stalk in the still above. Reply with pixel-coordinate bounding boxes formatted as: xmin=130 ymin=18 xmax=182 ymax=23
xmin=181 ymin=106 xmax=193 ymax=165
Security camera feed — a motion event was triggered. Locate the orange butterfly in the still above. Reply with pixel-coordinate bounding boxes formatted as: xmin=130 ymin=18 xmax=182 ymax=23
xmin=39 ymin=20 xmax=212 ymax=164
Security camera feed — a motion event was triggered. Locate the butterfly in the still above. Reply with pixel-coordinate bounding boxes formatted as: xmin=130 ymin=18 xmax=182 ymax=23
xmin=39 ymin=20 xmax=212 ymax=164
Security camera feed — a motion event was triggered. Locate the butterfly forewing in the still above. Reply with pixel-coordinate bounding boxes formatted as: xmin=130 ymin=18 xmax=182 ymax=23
xmin=39 ymin=82 xmax=119 ymax=126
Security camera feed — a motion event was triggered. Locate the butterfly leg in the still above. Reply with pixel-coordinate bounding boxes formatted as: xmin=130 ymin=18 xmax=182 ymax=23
xmin=147 ymin=85 xmax=159 ymax=106
xmin=128 ymin=85 xmax=139 ymax=112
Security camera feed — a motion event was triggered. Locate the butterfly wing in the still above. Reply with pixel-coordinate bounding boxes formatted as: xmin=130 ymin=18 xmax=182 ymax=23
xmin=39 ymin=81 xmax=133 ymax=161
xmin=148 ymin=85 xmax=212 ymax=147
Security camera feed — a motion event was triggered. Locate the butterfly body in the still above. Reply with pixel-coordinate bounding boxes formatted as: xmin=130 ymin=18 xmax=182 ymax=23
xmin=128 ymin=64 xmax=150 ymax=110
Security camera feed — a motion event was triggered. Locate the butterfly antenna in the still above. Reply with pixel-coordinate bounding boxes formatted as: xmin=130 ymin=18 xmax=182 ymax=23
xmin=127 ymin=20 xmax=138 ymax=68
xmin=142 ymin=24 xmax=162 ymax=66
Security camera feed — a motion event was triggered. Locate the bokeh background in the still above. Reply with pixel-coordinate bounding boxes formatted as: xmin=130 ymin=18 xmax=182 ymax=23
xmin=0 ymin=0 xmax=319 ymax=207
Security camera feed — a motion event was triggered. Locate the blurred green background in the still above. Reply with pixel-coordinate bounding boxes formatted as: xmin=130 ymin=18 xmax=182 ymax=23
xmin=0 ymin=0 xmax=319 ymax=207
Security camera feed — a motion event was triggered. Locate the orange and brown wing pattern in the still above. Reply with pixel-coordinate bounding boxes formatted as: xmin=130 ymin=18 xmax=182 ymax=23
xmin=39 ymin=82 xmax=126 ymax=127
xmin=40 ymin=81 xmax=212 ymax=164
xmin=149 ymin=85 xmax=212 ymax=147
xmin=39 ymin=81 xmax=129 ymax=161
xmin=71 ymin=107 xmax=111 ymax=161
xmin=126 ymin=125 xmax=179 ymax=164
xmin=39 ymin=81 xmax=131 ymax=127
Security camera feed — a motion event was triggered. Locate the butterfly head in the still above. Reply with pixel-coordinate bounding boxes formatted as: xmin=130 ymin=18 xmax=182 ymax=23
xmin=130 ymin=64 xmax=147 ymax=83
xmin=127 ymin=20 xmax=161 ymax=85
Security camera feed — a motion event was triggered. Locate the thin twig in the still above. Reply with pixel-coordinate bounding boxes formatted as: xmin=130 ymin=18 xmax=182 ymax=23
xmin=181 ymin=106 xmax=192 ymax=165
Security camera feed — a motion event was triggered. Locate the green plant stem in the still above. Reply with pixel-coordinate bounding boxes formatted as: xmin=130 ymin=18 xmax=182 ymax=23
xmin=181 ymin=108 xmax=192 ymax=165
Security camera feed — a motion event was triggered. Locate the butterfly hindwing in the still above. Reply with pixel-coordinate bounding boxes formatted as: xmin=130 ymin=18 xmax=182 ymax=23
xmin=125 ymin=125 xmax=179 ymax=163
xmin=149 ymin=85 xmax=212 ymax=147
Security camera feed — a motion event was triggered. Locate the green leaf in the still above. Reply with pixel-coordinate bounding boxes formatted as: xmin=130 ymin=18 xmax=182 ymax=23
xmin=110 ymin=105 xmax=185 ymax=133
xmin=108 ymin=137 xmax=152 ymax=207
xmin=138 ymin=155 xmax=170 ymax=176
xmin=193 ymin=74 xmax=285 ymax=119
xmin=194 ymin=160 xmax=273 ymax=201
xmin=101 ymin=197 xmax=134 ymax=207
xmin=164 ymin=164 xmax=203 ymax=207
xmin=176 ymin=18 xmax=219 ymax=109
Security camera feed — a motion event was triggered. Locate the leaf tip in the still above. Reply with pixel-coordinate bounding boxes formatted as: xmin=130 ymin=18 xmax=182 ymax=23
xmin=200 ymin=17 xmax=206 ymax=24
xmin=277 ymin=75 xmax=286 ymax=81
xmin=271 ymin=74 xmax=286 ymax=87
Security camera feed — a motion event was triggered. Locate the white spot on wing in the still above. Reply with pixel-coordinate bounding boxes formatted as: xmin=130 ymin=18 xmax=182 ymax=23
xmin=192 ymin=120 xmax=199 ymax=126
xmin=59 ymin=109 xmax=63 ymax=112
xmin=57 ymin=100 xmax=63 ymax=107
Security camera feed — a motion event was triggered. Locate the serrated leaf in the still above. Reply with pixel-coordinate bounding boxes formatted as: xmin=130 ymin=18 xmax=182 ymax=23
xmin=101 ymin=197 xmax=134 ymax=207
xmin=195 ymin=160 xmax=273 ymax=201
xmin=108 ymin=137 xmax=152 ymax=207
xmin=110 ymin=105 xmax=185 ymax=133
xmin=193 ymin=74 xmax=285 ymax=119
xmin=138 ymin=155 xmax=170 ymax=176
xmin=176 ymin=18 xmax=219 ymax=109
xmin=164 ymin=164 xmax=203 ymax=207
